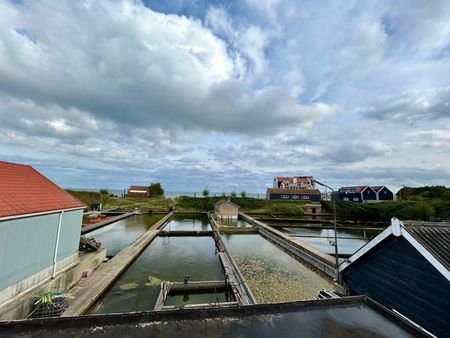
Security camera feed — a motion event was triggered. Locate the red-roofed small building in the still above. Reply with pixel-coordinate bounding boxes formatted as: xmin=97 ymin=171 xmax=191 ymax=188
xmin=273 ymin=176 xmax=315 ymax=189
xmin=126 ymin=185 xmax=150 ymax=198
xmin=0 ymin=161 xmax=85 ymax=305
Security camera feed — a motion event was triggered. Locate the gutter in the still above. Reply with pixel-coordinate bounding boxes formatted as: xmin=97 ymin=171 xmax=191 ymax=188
xmin=52 ymin=211 xmax=64 ymax=278
xmin=0 ymin=206 xmax=84 ymax=222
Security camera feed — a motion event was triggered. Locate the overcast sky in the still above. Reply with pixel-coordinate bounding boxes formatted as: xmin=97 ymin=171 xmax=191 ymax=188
xmin=1 ymin=0 xmax=449 ymax=193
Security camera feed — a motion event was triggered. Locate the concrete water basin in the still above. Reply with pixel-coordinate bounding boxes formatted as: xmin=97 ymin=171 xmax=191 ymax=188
xmin=89 ymin=235 xmax=224 ymax=314
xmin=222 ymin=234 xmax=333 ymax=303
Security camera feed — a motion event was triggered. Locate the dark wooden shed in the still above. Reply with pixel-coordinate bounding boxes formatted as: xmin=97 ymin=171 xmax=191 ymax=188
xmin=339 ymin=218 xmax=450 ymax=337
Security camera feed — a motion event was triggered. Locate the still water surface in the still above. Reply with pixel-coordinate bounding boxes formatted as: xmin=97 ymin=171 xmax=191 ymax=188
xmin=162 ymin=214 xmax=211 ymax=231
xmin=279 ymin=227 xmax=381 ymax=256
xmin=87 ymin=214 xmax=164 ymax=256
xmin=219 ymin=218 xmax=253 ymax=227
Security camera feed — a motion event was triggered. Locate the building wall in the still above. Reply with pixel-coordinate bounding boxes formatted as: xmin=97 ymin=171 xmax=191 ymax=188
xmin=268 ymin=193 xmax=320 ymax=202
xmin=337 ymin=192 xmax=361 ymax=202
xmin=0 ymin=209 xmax=83 ymax=291
xmin=215 ymin=204 xmax=239 ymax=219
xmin=377 ymin=187 xmax=394 ymax=200
xmin=342 ymin=235 xmax=450 ymax=337
xmin=362 ymin=188 xmax=377 ymax=201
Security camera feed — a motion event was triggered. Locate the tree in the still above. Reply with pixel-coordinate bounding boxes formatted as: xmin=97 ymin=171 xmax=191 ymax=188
xmin=99 ymin=188 xmax=109 ymax=195
xmin=148 ymin=182 xmax=164 ymax=198
xmin=221 ymin=192 xmax=226 ymax=197
xmin=231 ymin=191 xmax=237 ymax=198
xmin=202 ymin=189 xmax=210 ymax=198
xmin=240 ymin=190 xmax=247 ymax=198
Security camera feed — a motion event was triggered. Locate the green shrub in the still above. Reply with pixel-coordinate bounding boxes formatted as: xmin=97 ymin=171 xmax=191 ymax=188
xmin=148 ymin=182 xmax=164 ymax=197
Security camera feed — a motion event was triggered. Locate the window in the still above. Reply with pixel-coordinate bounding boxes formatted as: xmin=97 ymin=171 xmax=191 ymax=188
xmin=292 ymin=195 xmax=299 ymax=199
xmin=343 ymin=197 xmax=349 ymax=201
xmin=353 ymin=197 xmax=359 ymax=201
xmin=281 ymin=195 xmax=289 ymax=199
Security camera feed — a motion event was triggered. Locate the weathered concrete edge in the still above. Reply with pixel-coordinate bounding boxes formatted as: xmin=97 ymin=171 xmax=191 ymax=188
xmin=240 ymin=212 xmax=337 ymax=278
xmin=0 ymin=296 xmax=430 ymax=338
xmin=219 ymin=227 xmax=259 ymax=234
xmin=157 ymin=230 xmax=214 ymax=237
xmin=62 ymin=211 xmax=174 ymax=316
xmin=208 ymin=213 xmax=256 ymax=305
xmin=81 ymin=212 xmax=134 ymax=235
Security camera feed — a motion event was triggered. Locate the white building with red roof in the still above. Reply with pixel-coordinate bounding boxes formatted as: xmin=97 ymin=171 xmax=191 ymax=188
xmin=0 ymin=161 xmax=85 ymax=305
xmin=272 ymin=176 xmax=315 ymax=189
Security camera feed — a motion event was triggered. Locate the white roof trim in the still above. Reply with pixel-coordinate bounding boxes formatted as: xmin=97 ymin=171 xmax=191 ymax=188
xmin=339 ymin=217 xmax=450 ymax=282
xmin=401 ymin=228 xmax=450 ymax=282
xmin=338 ymin=220 xmax=395 ymax=272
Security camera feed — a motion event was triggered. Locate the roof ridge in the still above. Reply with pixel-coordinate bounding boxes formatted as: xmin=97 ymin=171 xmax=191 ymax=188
xmin=0 ymin=160 xmax=32 ymax=167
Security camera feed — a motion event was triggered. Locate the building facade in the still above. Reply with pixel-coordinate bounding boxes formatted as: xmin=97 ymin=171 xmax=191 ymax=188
xmin=272 ymin=176 xmax=315 ymax=189
xmin=215 ymin=199 xmax=239 ymax=220
xmin=339 ymin=218 xmax=450 ymax=337
xmin=372 ymin=186 xmax=394 ymax=201
xmin=336 ymin=186 xmax=384 ymax=202
xmin=126 ymin=185 xmax=150 ymax=198
xmin=0 ymin=161 xmax=85 ymax=305
xmin=266 ymin=188 xmax=321 ymax=202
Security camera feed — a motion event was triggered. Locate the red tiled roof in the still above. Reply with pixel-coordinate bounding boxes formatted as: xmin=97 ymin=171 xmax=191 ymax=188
xmin=275 ymin=177 xmax=293 ymax=182
xmin=128 ymin=185 xmax=149 ymax=191
xmin=0 ymin=161 xmax=85 ymax=218
xmin=340 ymin=186 xmax=368 ymax=193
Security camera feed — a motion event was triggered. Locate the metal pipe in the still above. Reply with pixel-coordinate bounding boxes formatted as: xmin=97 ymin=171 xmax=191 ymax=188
xmin=313 ymin=179 xmax=340 ymax=281
xmin=52 ymin=211 xmax=64 ymax=278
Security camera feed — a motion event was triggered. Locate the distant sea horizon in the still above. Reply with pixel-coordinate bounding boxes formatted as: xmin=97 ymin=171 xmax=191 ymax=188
xmin=67 ymin=188 xmax=267 ymax=199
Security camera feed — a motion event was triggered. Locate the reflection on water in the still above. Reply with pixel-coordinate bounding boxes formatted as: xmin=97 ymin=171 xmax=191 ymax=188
xmin=89 ymin=236 xmax=224 ymax=314
xmin=219 ymin=219 xmax=253 ymax=227
xmin=87 ymin=214 xmax=164 ymax=256
xmin=163 ymin=214 xmax=211 ymax=231
xmin=280 ymin=227 xmax=379 ymax=256
xmin=165 ymin=290 xmax=234 ymax=307
xmin=222 ymin=234 xmax=333 ymax=303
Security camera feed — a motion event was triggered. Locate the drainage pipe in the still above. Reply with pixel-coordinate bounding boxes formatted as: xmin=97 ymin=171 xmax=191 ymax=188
xmin=52 ymin=211 xmax=64 ymax=278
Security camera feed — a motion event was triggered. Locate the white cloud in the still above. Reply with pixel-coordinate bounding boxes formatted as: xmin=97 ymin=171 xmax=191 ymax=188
xmin=1 ymin=0 xmax=450 ymax=190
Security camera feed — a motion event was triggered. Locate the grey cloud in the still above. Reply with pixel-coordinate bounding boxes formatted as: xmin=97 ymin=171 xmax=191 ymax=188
xmin=323 ymin=142 xmax=387 ymax=164
xmin=0 ymin=0 xmax=333 ymax=136
xmin=362 ymin=87 xmax=450 ymax=123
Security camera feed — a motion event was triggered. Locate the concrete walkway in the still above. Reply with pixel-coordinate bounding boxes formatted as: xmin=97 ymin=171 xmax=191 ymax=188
xmin=81 ymin=212 xmax=134 ymax=235
xmin=62 ymin=211 xmax=174 ymax=316
xmin=207 ymin=213 xmax=256 ymax=305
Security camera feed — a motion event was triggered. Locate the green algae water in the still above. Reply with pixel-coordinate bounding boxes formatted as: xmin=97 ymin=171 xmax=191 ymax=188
xmin=222 ymin=234 xmax=333 ymax=303
xmin=87 ymin=214 xmax=164 ymax=256
xmin=219 ymin=218 xmax=253 ymax=227
xmin=162 ymin=214 xmax=211 ymax=231
xmin=89 ymin=235 xmax=224 ymax=314
xmin=165 ymin=290 xmax=234 ymax=307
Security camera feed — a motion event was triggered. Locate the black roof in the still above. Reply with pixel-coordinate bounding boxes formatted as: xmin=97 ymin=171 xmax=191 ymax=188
xmin=0 ymin=297 xmax=430 ymax=337
xmin=404 ymin=223 xmax=450 ymax=271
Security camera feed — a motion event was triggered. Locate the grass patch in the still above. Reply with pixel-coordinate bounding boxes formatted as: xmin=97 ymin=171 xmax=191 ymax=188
xmin=322 ymin=199 xmax=450 ymax=221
